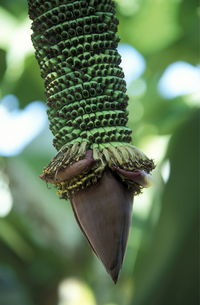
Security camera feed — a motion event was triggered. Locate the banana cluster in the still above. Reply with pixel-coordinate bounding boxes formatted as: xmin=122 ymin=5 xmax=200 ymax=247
xmin=28 ymin=0 xmax=132 ymax=151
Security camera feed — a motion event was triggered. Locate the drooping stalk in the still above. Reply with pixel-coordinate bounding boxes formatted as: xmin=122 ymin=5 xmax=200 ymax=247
xmin=27 ymin=0 xmax=155 ymax=282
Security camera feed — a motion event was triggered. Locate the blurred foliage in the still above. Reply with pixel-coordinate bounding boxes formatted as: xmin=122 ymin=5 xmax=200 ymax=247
xmin=0 ymin=0 xmax=199 ymax=305
xmin=12 ymin=55 xmax=45 ymax=107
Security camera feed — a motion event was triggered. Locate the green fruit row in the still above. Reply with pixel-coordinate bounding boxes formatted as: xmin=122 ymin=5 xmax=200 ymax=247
xmin=28 ymin=0 xmax=132 ymax=150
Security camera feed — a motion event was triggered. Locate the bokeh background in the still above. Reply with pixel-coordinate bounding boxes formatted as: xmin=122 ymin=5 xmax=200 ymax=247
xmin=0 ymin=0 xmax=199 ymax=304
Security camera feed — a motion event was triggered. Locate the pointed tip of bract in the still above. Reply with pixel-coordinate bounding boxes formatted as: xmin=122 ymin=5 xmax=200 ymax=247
xmin=71 ymin=169 xmax=133 ymax=283
xmin=109 ymin=265 xmax=120 ymax=284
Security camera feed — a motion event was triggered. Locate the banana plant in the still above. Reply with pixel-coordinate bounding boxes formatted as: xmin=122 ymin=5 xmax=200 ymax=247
xmin=27 ymin=0 xmax=155 ymax=283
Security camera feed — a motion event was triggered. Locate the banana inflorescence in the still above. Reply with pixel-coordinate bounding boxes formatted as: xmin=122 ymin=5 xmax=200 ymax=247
xmin=27 ymin=0 xmax=155 ymax=282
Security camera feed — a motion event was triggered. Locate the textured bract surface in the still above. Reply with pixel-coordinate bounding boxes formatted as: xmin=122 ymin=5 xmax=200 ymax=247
xmin=28 ymin=0 xmax=155 ymax=197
